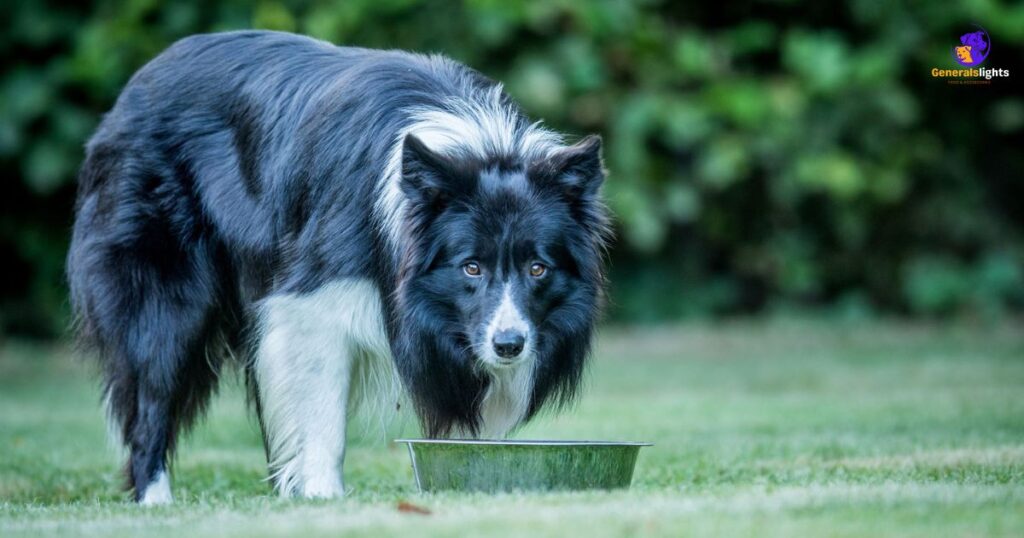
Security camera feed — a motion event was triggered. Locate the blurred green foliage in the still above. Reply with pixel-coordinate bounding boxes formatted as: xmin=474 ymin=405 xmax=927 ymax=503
xmin=1 ymin=0 xmax=1023 ymax=335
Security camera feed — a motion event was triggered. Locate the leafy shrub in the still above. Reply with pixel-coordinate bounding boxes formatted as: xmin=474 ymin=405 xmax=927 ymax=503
xmin=1 ymin=0 xmax=1022 ymax=335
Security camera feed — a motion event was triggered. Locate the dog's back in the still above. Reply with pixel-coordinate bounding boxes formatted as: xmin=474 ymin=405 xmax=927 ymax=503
xmin=74 ymin=31 xmax=493 ymax=270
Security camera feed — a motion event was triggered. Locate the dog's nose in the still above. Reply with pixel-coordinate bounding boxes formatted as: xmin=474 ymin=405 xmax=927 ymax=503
xmin=492 ymin=330 xmax=525 ymax=359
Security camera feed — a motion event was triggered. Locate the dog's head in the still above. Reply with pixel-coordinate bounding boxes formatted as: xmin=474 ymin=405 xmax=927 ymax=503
xmin=393 ymin=134 xmax=611 ymax=437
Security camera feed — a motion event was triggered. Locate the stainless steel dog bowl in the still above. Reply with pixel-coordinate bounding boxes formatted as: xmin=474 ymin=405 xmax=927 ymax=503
xmin=395 ymin=439 xmax=652 ymax=493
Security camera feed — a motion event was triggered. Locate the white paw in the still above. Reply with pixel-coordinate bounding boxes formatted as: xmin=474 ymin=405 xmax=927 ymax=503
xmin=300 ymin=474 xmax=344 ymax=499
xmin=139 ymin=471 xmax=173 ymax=505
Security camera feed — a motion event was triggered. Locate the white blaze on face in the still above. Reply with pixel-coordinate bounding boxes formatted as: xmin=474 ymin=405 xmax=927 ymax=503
xmin=477 ymin=283 xmax=536 ymax=438
xmin=483 ymin=284 xmax=531 ymax=365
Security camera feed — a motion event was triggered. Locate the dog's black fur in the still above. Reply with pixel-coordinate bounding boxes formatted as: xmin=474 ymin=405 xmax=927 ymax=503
xmin=68 ymin=30 xmax=610 ymax=501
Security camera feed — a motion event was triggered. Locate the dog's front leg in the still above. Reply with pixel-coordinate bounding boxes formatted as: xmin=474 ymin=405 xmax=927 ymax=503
xmin=254 ymin=295 xmax=352 ymax=499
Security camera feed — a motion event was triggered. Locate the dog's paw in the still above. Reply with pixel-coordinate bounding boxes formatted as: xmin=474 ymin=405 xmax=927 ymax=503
xmin=139 ymin=471 xmax=174 ymax=505
xmin=299 ymin=475 xmax=344 ymax=499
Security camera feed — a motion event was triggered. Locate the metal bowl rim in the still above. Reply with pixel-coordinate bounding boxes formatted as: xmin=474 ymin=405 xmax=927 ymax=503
xmin=395 ymin=439 xmax=653 ymax=447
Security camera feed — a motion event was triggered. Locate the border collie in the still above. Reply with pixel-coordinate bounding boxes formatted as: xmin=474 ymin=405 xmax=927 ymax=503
xmin=67 ymin=30 xmax=610 ymax=504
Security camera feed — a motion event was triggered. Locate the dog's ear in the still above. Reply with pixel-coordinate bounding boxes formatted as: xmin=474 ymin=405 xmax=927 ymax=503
xmin=401 ymin=134 xmax=459 ymax=212
xmin=532 ymin=135 xmax=605 ymax=202
xmin=532 ymin=135 xmax=602 ymax=197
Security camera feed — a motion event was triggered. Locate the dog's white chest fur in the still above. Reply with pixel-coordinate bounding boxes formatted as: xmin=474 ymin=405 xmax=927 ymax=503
xmin=253 ymin=277 xmax=532 ymax=497
xmin=476 ymin=363 xmax=534 ymax=439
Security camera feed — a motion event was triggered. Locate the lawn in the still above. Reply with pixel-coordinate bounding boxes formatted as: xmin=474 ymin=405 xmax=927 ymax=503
xmin=1 ymin=320 xmax=1022 ymax=537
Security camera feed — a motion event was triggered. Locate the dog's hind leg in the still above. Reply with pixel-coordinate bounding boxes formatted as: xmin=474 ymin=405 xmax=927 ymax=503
xmin=71 ymin=196 xmax=224 ymax=503
xmin=112 ymin=254 xmax=223 ymax=505
xmin=105 ymin=255 xmax=222 ymax=504
xmin=127 ymin=383 xmax=174 ymax=505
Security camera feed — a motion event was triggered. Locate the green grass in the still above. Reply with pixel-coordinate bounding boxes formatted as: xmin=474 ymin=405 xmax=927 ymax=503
xmin=1 ymin=320 xmax=1022 ymax=537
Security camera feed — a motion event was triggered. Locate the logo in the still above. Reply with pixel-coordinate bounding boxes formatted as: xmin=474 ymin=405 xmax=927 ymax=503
xmin=931 ymin=24 xmax=1009 ymax=84
xmin=952 ymin=26 xmax=990 ymax=67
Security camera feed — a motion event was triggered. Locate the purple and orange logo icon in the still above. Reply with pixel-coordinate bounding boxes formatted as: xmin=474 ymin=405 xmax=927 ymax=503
xmin=952 ymin=26 xmax=990 ymax=67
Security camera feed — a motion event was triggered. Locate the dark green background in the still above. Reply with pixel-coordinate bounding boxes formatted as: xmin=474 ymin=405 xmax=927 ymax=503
xmin=2 ymin=0 xmax=1022 ymax=336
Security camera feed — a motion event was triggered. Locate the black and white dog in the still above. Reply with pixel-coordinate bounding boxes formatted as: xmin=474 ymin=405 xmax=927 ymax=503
xmin=68 ymin=31 xmax=610 ymax=504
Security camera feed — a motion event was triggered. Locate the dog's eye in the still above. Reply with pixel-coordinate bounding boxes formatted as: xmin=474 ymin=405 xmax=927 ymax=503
xmin=463 ymin=262 xmax=482 ymax=277
xmin=529 ymin=263 xmax=547 ymax=278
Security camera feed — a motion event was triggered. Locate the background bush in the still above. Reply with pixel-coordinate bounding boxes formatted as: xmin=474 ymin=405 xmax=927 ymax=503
xmin=2 ymin=0 xmax=1022 ymax=336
